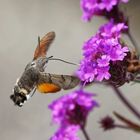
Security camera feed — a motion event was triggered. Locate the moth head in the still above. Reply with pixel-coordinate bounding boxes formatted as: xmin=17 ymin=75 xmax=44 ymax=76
xmin=24 ymin=57 xmax=47 ymax=72
xmin=10 ymin=85 xmax=29 ymax=107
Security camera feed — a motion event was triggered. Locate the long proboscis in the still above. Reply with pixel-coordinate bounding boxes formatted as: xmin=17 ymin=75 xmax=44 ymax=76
xmin=47 ymin=56 xmax=79 ymax=66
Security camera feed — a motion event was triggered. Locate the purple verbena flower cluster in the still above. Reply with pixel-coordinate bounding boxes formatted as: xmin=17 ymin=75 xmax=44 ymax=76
xmin=49 ymin=89 xmax=98 ymax=140
xmin=49 ymin=1 xmax=131 ymax=139
xmin=80 ymin=0 xmax=129 ymax=21
xmin=50 ymin=126 xmax=80 ymax=140
xmin=77 ymin=20 xmax=129 ymax=82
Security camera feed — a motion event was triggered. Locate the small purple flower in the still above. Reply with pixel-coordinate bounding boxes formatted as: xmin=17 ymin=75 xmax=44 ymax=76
xmin=50 ymin=126 xmax=80 ymax=140
xmin=97 ymin=55 xmax=110 ymax=67
xmin=80 ymin=0 xmax=129 ymax=22
xmin=96 ymin=66 xmax=111 ymax=81
xmin=49 ymin=90 xmax=98 ymax=127
xmin=77 ymin=20 xmax=129 ymax=83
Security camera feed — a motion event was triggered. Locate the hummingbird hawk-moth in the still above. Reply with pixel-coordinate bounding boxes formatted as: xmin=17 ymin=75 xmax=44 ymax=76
xmin=10 ymin=32 xmax=80 ymax=107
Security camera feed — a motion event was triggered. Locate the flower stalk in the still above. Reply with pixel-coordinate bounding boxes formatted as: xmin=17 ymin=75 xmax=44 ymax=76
xmin=127 ymin=31 xmax=139 ymax=54
xmin=81 ymin=126 xmax=90 ymax=140
xmin=114 ymin=124 xmax=131 ymax=130
xmin=110 ymin=83 xmax=140 ymax=120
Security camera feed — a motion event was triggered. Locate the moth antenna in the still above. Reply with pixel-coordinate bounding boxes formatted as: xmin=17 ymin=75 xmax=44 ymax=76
xmin=48 ymin=57 xmax=79 ymax=66
xmin=46 ymin=56 xmax=53 ymax=63
xmin=38 ymin=36 xmax=40 ymax=48
xmin=35 ymin=36 xmax=41 ymax=56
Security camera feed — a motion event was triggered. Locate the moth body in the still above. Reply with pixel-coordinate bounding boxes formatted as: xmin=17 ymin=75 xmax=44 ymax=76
xmin=11 ymin=57 xmax=46 ymax=107
xmin=10 ymin=32 xmax=80 ymax=107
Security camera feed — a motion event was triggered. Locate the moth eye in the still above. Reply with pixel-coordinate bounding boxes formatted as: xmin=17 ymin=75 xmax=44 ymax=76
xmin=31 ymin=61 xmax=36 ymax=66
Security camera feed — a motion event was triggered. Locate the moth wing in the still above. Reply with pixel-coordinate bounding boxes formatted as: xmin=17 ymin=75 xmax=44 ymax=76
xmin=33 ymin=31 xmax=55 ymax=60
xmin=37 ymin=83 xmax=61 ymax=94
xmin=36 ymin=73 xmax=80 ymax=94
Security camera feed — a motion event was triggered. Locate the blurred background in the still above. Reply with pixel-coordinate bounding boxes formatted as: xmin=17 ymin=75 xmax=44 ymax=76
xmin=0 ymin=0 xmax=140 ymax=139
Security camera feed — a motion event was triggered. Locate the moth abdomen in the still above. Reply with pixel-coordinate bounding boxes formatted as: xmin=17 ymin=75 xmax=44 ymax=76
xmin=38 ymin=73 xmax=80 ymax=90
xmin=19 ymin=67 xmax=40 ymax=90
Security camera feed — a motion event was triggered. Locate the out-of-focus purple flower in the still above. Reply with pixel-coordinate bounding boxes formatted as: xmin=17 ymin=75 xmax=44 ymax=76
xmin=49 ymin=89 xmax=98 ymax=127
xmin=50 ymin=126 xmax=80 ymax=140
xmin=77 ymin=20 xmax=129 ymax=83
xmin=80 ymin=0 xmax=129 ymax=22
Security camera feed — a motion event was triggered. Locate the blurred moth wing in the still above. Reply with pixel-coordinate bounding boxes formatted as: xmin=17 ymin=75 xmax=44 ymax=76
xmin=37 ymin=73 xmax=80 ymax=93
xmin=33 ymin=32 xmax=80 ymax=94
xmin=33 ymin=31 xmax=55 ymax=60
